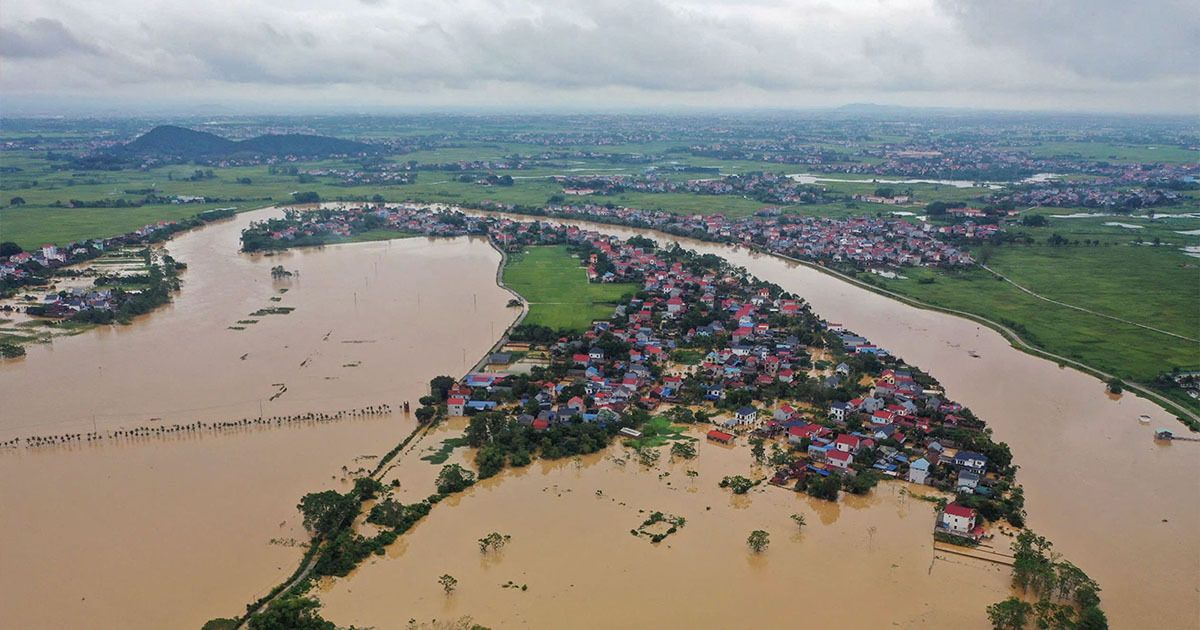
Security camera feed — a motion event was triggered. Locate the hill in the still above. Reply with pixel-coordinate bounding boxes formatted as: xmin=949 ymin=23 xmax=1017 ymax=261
xmin=118 ymin=125 xmax=378 ymax=159
xmin=123 ymin=125 xmax=237 ymax=156
xmin=235 ymin=133 xmax=375 ymax=157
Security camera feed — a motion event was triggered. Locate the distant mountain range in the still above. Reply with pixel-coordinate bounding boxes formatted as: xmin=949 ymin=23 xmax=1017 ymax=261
xmin=117 ymin=125 xmax=379 ymax=159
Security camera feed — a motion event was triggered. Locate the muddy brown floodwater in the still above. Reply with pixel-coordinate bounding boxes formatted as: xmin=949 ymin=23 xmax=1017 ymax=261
xmin=1 ymin=205 xmax=1196 ymax=630
xmin=0 ymin=207 xmax=518 ymax=630
xmin=321 ymin=421 xmax=1012 ymax=629
xmin=454 ymin=209 xmax=1199 ymax=629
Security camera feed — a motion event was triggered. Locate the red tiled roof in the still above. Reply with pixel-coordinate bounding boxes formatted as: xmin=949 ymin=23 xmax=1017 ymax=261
xmin=944 ymin=504 xmax=976 ymax=519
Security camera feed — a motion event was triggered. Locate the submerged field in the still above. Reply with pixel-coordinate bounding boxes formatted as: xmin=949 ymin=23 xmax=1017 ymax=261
xmin=502 ymin=245 xmax=634 ymax=331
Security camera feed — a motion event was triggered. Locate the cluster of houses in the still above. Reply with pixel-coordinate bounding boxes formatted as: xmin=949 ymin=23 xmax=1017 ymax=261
xmin=36 ymin=287 xmax=117 ymax=315
xmin=478 ymin=200 xmax=991 ymax=267
xmin=553 ymin=172 xmax=833 ymax=206
xmin=978 ymin=185 xmax=1183 ymax=209
xmin=1 ymin=223 xmax=177 ymax=286
xmin=852 ymin=193 xmax=911 ymax=205
xmin=254 ymin=202 xmax=985 ymax=272
xmin=296 ymin=166 xmax=417 ymax=187
xmin=374 ymin=211 xmax=1006 ymax=543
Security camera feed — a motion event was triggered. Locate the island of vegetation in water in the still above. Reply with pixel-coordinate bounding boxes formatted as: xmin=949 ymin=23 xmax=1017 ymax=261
xmin=220 ymin=207 xmax=1108 ymax=630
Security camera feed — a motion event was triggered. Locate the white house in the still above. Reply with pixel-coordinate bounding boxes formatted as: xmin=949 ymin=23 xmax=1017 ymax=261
xmin=734 ymin=407 xmax=758 ymax=424
xmin=907 ymin=457 xmax=930 ymax=485
xmin=826 ymin=449 xmax=852 ymax=470
xmin=773 ymin=405 xmax=796 ymax=422
xmin=953 ymin=451 xmax=989 ymax=475
xmin=940 ymin=504 xmax=977 ymax=534
xmin=447 ymin=397 xmax=466 ymax=417
xmin=833 ymin=434 xmax=860 ymax=454
xmin=829 ymin=401 xmax=849 ymax=422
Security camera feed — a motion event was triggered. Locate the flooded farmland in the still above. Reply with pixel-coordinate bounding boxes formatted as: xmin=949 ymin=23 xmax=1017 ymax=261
xmin=0 ymin=208 xmax=518 ymax=630
xmin=0 ymin=205 xmax=1196 ymax=630
xmin=321 ymin=424 xmax=1011 ymax=629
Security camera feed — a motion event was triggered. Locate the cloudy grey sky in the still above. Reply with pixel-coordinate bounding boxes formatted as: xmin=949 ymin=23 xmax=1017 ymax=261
xmin=2 ymin=0 xmax=1197 ymax=115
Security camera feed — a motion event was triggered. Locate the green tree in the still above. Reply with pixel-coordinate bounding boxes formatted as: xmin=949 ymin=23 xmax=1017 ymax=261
xmin=478 ymin=532 xmax=511 ymax=554
xmin=296 ymin=490 xmax=356 ymax=538
xmin=747 ymin=529 xmax=770 ymax=553
xmin=637 ymin=446 xmax=661 ymax=467
xmin=439 ymin=574 xmax=458 ymax=594
xmin=986 ymin=597 xmax=1032 ymax=630
xmin=436 ymin=464 xmax=476 ymax=494
xmin=720 ymin=475 xmax=754 ymax=494
xmin=247 ymin=595 xmax=335 ymax=630
xmin=1076 ymin=606 xmax=1108 ymax=630
xmin=790 ymin=513 xmax=806 ymax=530
xmin=670 ymin=440 xmax=697 ymax=460
xmin=475 ymin=444 xmax=506 ymax=479
xmin=429 ymin=375 xmax=457 ymax=400
xmin=749 ymin=437 xmax=766 ymax=464
xmin=8 ymin=197 xmax=25 ymax=206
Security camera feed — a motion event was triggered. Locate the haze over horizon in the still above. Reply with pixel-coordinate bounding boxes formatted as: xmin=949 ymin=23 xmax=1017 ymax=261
xmin=3 ymin=0 xmax=1197 ymax=117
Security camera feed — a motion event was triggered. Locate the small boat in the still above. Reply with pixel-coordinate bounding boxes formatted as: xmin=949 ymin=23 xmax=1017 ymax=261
xmin=967 ymin=350 xmax=980 ymax=358
xmin=150 ymin=417 xmax=162 ymax=422
xmin=1139 ymin=415 xmax=1151 ymax=424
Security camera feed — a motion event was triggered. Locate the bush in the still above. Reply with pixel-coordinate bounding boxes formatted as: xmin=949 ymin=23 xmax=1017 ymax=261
xmin=436 ymin=464 xmax=476 ymax=494
xmin=719 ymin=475 xmax=753 ymax=494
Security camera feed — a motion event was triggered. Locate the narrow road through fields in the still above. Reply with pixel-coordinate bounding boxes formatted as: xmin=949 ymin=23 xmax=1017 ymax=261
xmin=980 ymin=264 xmax=1199 ymax=343
xmin=770 ymin=252 xmax=1200 ymax=426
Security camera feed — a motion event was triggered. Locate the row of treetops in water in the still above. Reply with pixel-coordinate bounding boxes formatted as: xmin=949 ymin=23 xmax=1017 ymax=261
xmin=1 ymin=404 xmax=394 ymax=451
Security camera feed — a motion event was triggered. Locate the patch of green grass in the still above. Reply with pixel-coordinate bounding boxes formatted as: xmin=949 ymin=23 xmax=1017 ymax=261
xmin=503 ymin=245 xmax=634 ymax=331
xmin=327 ymin=229 xmax=420 ymax=245
xmin=670 ymin=348 xmax=706 ymax=364
xmin=999 ymin=141 xmax=1199 ymax=164
xmin=420 ymin=436 xmax=469 ymax=464
xmin=625 ymin=416 xmax=696 ymax=449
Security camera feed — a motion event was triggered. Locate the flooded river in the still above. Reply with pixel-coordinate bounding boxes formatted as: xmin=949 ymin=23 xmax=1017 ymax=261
xmin=460 ymin=210 xmax=1200 ymax=629
xmin=0 ymin=208 xmax=518 ymax=630
xmin=1 ymin=206 xmax=1196 ymax=629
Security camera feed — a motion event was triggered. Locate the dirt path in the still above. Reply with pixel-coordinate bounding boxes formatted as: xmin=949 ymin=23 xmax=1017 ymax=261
xmin=769 ymin=252 xmax=1200 ymax=426
xmin=234 ymin=550 xmax=323 ymax=630
xmin=980 ymin=264 xmax=1198 ymax=343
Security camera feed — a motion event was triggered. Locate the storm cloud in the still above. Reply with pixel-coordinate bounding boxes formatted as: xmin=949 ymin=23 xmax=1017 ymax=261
xmin=1 ymin=0 xmax=1195 ymax=114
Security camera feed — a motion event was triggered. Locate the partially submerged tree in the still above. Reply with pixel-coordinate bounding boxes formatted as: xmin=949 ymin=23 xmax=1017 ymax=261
xmin=436 ymin=464 xmax=476 ymax=494
xmin=747 ymin=529 xmax=770 ymax=553
xmin=478 ymin=532 xmax=511 ymax=554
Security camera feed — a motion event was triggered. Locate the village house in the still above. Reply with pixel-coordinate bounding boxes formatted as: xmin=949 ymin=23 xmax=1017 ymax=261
xmin=907 ymin=457 xmax=930 ymax=484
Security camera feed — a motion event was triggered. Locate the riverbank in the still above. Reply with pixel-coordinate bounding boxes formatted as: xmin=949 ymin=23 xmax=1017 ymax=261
xmin=760 ymin=247 xmax=1200 ymax=430
xmin=446 ymin=205 xmax=1198 ymax=629
xmin=437 ymin=201 xmax=1198 ymax=425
